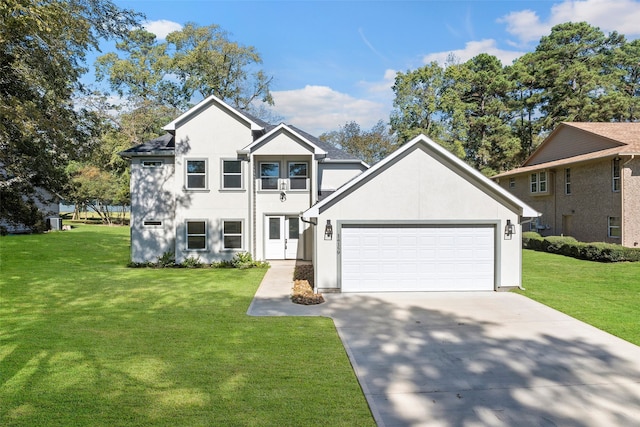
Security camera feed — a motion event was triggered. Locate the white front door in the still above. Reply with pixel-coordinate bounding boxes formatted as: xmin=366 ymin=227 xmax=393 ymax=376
xmin=265 ymin=216 xmax=300 ymax=259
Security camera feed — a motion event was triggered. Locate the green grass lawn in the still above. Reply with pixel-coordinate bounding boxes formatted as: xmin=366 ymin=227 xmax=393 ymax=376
xmin=520 ymin=249 xmax=640 ymax=346
xmin=0 ymin=226 xmax=374 ymax=427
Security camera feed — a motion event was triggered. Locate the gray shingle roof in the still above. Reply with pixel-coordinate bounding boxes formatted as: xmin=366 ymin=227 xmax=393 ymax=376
xmin=120 ymin=108 xmax=360 ymax=163
xmin=288 ymin=125 xmax=360 ymax=161
xmin=119 ymin=133 xmax=175 ymax=157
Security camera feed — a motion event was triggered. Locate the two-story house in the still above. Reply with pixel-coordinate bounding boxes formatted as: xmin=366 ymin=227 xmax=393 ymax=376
xmin=493 ymin=122 xmax=640 ymax=247
xmin=122 ymin=95 xmax=537 ymax=292
xmin=120 ymin=95 xmax=368 ymax=264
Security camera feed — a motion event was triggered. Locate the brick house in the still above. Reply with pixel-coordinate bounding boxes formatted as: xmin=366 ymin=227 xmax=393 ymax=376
xmin=493 ymin=122 xmax=640 ymax=247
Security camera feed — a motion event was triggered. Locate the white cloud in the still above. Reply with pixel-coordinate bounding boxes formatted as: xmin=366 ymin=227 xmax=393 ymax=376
xmin=143 ymin=20 xmax=183 ymax=40
xmin=422 ymin=39 xmax=525 ymax=67
xmin=499 ymin=0 xmax=640 ymax=45
xmin=269 ymin=85 xmax=388 ymax=135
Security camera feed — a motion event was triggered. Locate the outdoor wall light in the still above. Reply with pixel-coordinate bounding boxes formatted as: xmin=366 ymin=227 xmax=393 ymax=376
xmin=324 ymin=220 xmax=333 ymax=240
xmin=504 ymin=219 xmax=516 ymax=237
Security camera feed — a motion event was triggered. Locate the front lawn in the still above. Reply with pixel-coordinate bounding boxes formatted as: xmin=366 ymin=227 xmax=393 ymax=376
xmin=0 ymin=226 xmax=374 ymax=426
xmin=520 ymin=249 xmax=640 ymax=346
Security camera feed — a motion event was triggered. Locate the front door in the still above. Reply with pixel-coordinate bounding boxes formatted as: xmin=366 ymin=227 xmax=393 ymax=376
xmin=265 ymin=215 xmax=300 ymax=259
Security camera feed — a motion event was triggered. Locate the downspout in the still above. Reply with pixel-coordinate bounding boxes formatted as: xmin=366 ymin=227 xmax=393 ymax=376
xmin=622 ymin=155 xmax=635 ymax=246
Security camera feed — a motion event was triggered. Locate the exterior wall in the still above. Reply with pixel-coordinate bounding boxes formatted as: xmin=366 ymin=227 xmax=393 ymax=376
xmin=130 ymin=157 xmax=176 ymax=262
xmin=622 ymin=157 xmax=640 ymax=247
xmin=0 ymin=188 xmax=59 ymax=234
xmin=318 ymin=162 xmax=367 ymax=192
xmin=313 ymin=145 xmax=524 ymax=291
xmin=527 ymin=127 xmax=620 ymax=165
xmin=496 ymin=158 xmax=623 ymax=244
xmin=173 ymin=102 xmax=255 ymax=263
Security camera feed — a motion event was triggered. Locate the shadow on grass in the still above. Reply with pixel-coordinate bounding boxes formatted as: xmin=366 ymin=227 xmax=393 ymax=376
xmin=0 ymin=228 xmax=372 ymax=426
xmin=250 ymin=291 xmax=640 ymax=426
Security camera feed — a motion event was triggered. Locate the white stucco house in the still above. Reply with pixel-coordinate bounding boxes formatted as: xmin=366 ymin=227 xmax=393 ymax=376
xmin=122 ymin=95 xmax=537 ymax=292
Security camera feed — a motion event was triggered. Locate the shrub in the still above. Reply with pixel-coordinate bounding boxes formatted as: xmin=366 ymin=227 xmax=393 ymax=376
xmin=291 ymin=279 xmax=324 ymax=305
xmin=157 ymin=251 xmax=176 ymax=268
xmin=211 ymin=252 xmax=269 ymax=269
xmin=523 ymin=234 xmax=640 ymax=262
xmin=181 ymin=256 xmax=203 ymax=268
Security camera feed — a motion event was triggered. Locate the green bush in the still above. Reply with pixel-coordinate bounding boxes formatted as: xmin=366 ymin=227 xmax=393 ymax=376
xmin=181 ymin=256 xmax=203 ymax=268
xmin=523 ymin=233 xmax=640 ymax=262
xmin=211 ymin=252 xmax=269 ymax=269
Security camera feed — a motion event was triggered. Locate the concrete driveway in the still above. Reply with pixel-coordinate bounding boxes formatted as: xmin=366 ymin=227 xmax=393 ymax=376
xmin=248 ymin=261 xmax=640 ymax=426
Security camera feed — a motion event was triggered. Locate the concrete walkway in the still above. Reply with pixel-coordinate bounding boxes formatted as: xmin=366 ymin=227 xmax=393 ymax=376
xmin=248 ymin=261 xmax=640 ymax=426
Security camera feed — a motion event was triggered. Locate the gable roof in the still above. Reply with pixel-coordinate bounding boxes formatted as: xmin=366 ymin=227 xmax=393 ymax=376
xmin=163 ymin=95 xmax=266 ymax=132
xmin=493 ymin=122 xmax=640 ymax=178
xmin=303 ymin=134 xmax=538 ymax=218
xmin=240 ymin=123 xmax=368 ymax=165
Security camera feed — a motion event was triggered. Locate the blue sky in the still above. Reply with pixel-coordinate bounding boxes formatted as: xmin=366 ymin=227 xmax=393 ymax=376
xmin=100 ymin=0 xmax=640 ymax=135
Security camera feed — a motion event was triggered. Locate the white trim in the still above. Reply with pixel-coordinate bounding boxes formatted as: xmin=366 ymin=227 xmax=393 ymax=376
xmin=241 ymin=124 xmax=327 ymax=156
xmin=142 ymin=160 xmax=164 ymax=168
xmin=185 ymin=219 xmax=207 ymax=251
xmin=222 ymin=219 xmax=244 ymax=251
xmin=163 ymin=95 xmax=264 ymax=132
xmin=608 ymin=216 xmax=621 ymax=238
xmin=303 ymin=134 xmax=539 ymax=218
xmin=259 ymin=161 xmax=280 ymax=191
xmin=288 ymin=161 xmax=308 ymax=191
xmin=220 ymin=159 xmax=244 ymax=190
xmin=185 ymin=158 xmax=208 ymax=190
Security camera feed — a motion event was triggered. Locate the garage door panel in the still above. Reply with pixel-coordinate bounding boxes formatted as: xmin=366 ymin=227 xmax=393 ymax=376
xmin=341 ymin=225 xmax=495 ymax=292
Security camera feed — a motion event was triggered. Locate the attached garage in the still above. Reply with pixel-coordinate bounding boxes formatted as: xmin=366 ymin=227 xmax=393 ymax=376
xmin=341 ymin=224 xmax=495 ymax=292
xmin=303 ymin=135 xmax=539 ymax=293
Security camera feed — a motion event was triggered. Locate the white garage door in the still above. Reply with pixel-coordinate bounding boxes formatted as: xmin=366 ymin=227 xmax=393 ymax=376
xmin=341 ymin=225 xmax=495 ymax=292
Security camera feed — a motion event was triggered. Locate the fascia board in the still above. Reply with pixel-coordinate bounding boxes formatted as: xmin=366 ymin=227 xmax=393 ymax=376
xmin=242 ymin=124 xmax=327 ymax=155
xmin=303 ymin=134 xmax=540 ymax=219
xmin=163 ymin=95 xmax=264 ymax=132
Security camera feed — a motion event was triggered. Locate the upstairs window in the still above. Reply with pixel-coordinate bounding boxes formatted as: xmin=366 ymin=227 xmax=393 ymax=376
xmin=530 ymin=171 xmax=547 ymax=194
xmin=565 ymin=168 xmax=571 ymax=195
xmin=612 ymin=158 xmax=621 ymax=192
xmin=509 ymin=177 xmax=515 ymax=189
xmin=186 ymin=159 xmax=207 ymax=190
xmin=222 ymin=160 xmax=243 ymax=189
xmin=288 ymin=162 xmax=308 ymax=190
xmin=260 ymin=162 xmax=279 ymax=190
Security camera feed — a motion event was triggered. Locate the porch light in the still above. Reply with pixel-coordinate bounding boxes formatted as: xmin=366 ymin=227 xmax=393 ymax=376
xmin=324 ymin=220 xmax=333 ymax=240
xmin=505 ymin=219 xmax=516 ymax=237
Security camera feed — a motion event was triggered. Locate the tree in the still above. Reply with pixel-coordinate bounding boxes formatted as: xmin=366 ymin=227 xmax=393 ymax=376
xmin=96 ymin=22 xmax=274 ymax=111
xmin=390 ymin=62 xmax=445 ymax=143
xmin=320 ymin=120 xmax=397 ymax=165
xmin=0 ymin=0 xmax=139 ymax=230
xmin=441 ymin=54 xmax=520 ymax=175
xmin=527 ymin=22 xmax=625 ymax=131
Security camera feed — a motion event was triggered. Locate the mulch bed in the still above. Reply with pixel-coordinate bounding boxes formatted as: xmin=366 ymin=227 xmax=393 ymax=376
xmin=291 ymin=264 xmax=324 ymax=305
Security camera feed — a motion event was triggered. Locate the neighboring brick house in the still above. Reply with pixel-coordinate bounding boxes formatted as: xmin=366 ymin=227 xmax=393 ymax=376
xmin=493 ymin=122 xmax=640 ymax=247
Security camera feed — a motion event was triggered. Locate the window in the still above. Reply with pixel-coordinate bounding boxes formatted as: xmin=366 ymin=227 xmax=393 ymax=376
xmin=288 ymin=162 xmax=308 ymax=190
xmin=186 ymin=159 xmax=207 ymax=189
xmin=608 ymin=217 xmax=621 ymax=238
xmin=565 ymin=168 xmax=571 ymax=195
xmin=143 ymin=220 xmax=162 ymax=227
xmin=530 ymin=171 xmax=547 ymax=193
xmin=222 ymin=160 xmax=243 ymax=189
xmin=612 ymin=158 xmax=621 ymax=192
xmin=509 ymin=178 xmax=515 ymax=189
xmin=142 ymin=160 xmax=163 ymax=168
xmin=222 ymin=220 xmax=243 ymax=250
xmin=260 ymin=162 xmax=279 ymax=190
xmin=269 ymin=217 xmax=280 ymax=239
xmin=186 ymin=221 xmax=206 ymax=250
xmin=288 ymin=217 xmax=299 ymax=239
